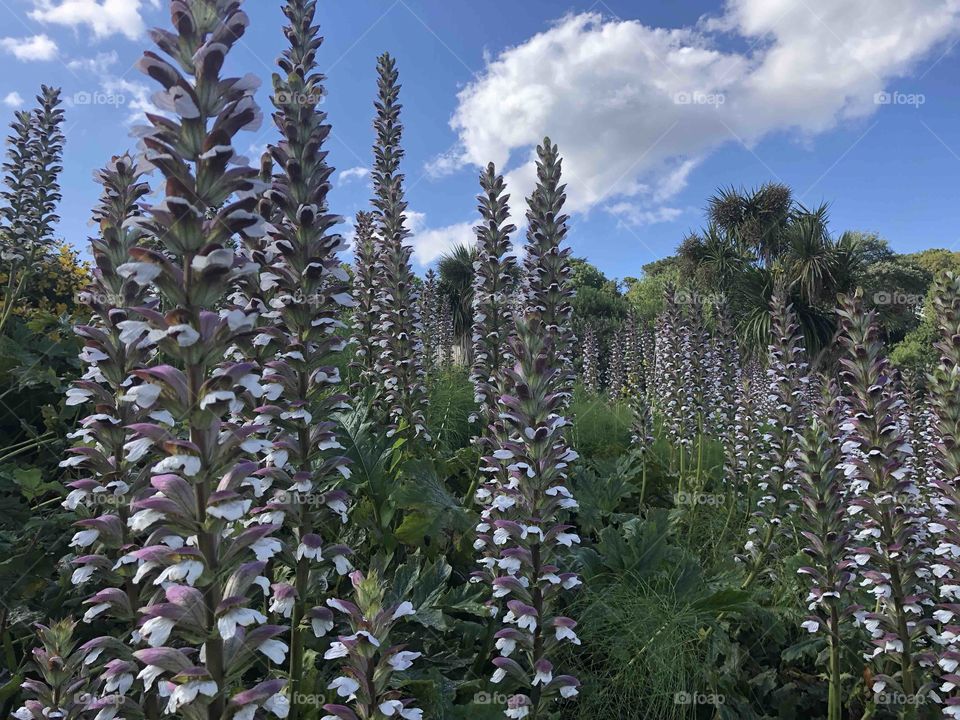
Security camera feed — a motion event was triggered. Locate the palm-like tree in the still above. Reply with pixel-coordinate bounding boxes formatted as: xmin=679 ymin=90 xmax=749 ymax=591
xmin=680 ymin=184 xmax=869 ymax=361
xmin=438 ymin=242 xmax=479 ymax=360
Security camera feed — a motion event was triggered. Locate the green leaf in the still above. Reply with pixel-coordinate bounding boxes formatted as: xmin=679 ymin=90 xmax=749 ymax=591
xmin=385 ymin=554 xmax=453 ymax=631
xmin=12 ymin=467 xmax=59 ymax=502
xmin=0 ymin=673 xmax=23 ymax=702
xmin=393 ymin=460 xmax=473 ymax=549
xmin=691 ymin=588 xmax=752 ymax=614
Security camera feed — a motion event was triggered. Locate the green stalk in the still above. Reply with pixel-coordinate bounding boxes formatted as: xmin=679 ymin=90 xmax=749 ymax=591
xmin=639 ymin=459 xmax=648 ymax=507
xmin=288 ymin=555 xmax=309 ymax=720
xmin=827 ymin=605 xmax=842 ymax=720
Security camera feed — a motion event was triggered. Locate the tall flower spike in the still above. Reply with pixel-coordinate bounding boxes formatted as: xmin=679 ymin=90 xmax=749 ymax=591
xmin=579 ymin=325 xmax=600 ymax=395
xmin=322 ymin=570 xmax=423 ymax=720
xmin=13 ymin=620 xmax=97 ymax=720
xmin=837 ymin=290 xmax=932 ymax=711
xmin=0 ymin=86 xmax=65 ymax=335
xmin=727 ymin=377 xmax=762 ymax=499
xmin=370 ymin=53 xmax=429 ymax=441
xmin=471 ymin=162 xmax=518 ymax=437
xmin=796 ymin=379 xmax=855 ymax=720
xmin=523 ymin=138 xmax=575 ymax=401
xmin=439 ymin=293 xmax=455 ymax=367
xmin=622 ymin=314 xmax=647 ymax=400
xmin=741 ymin=290 xmax=808 ymax=588
xmin=606 ymin=329 xmax=626 ymax=399
xmin=112 ymin=2 xmax=285 ymax=717
xmin=418 ymin=268 xmax=441 ymax=377
xmin=653 ymin=283 xmax=686 ymax=450
xmin=30 ymin=86 xmax=64 ymax=251
xmin=350 ymin=209 xmax=380 ymax=393
xmin=678 ymin=299 xmax=709 ymax=445
xmin=925 ymin=273 xmax=960 ymax=716
xmin=709 ymin=297 xmax=741 ymax=439
xmin=0 ymin=106 xmax=37 ymax=265
xmin=713 ymin=299 xmax=744 ymax=492
xmin=60 ymin=154 xmax=157 ymax=718
xmin=264 ymin=2 xmax=354 ymax=717
xmin=475 ymin=312 xmax=582 ymax=717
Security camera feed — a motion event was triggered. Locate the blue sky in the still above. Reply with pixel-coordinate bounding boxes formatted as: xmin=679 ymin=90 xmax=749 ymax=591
xmin=1 ymin=0 xmax=960 ymax=280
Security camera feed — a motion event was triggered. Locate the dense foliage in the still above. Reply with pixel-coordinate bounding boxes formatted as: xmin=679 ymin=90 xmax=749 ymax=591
xmin=1 ymin=3 xmax=959 ymax=720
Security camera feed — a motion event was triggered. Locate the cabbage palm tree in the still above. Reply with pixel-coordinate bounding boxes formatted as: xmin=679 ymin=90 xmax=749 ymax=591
xmin=438 ymin=242 xmax=479 ymax=360
xmin=680 ymin=184 xmax=868 ymax=361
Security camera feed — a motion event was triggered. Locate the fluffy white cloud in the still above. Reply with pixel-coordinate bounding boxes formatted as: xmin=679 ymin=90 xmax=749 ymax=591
xmin=3 ymin=92 xmax=24 ymax=108
xmin=338 ymin=166 xmax=369 ymax=183
xmin=430 ymin=1 xmax=960 ymax=228
xmin=67 ymin=51 xmax=119 ymax=74
xmin=28 ymin=0 xmax=159 ymax=40
xmin=607 ymin=203 xmax=684 ymax=227
xmin=407 ymin=211 xmax=475 ymax=267
xmin=63 ymin=50 xmax=151 ymax=125
xmin=101 ymin=77 xmax=158 ymax=124
xmin=0 ymin=35 xmax=58 ymax=61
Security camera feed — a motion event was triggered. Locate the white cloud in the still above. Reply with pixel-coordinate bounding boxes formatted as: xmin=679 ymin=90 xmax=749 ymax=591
xmin=339 ymin=166 xmax=369 ymax=183
xmin=407 ymin=211 xmax=476 ymax=267
xmin=67 ymin=50 xmax=119 ymax=74
xmin=0 ymin=35 xmax=58 ymax=61
xmin=424 ymin=148 xmax=463 ymax=179
xmin=101 ymin=77 xmax=158 ymax=124
xmin=63 ymin=50 xmax=153 ymax=125
xmin=28 ymin=0 xmax=159 ymax=41
xmin=3 ymin=92 xmax=24 ymax=108
xmin=607 ymin=203 xmax=685 ymax=227
xmin=431 ymin=2 xmax=960 ymax=222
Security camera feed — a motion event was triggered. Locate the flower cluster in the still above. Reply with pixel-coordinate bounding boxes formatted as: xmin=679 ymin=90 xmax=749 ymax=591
xmin=370 ymin=53 xmax=429 ymax=441
xmin=13 ymin=620 xmax=97 ymax=720
xmin=350 ymin=209 xmax=380 ymax=393
xmin=926 ymin=273 xmax=960 ymax=714
xmin=523 ymin=138 xmax=575 ymax=402
xmin=63 ymin=3 xmax=288 ymax=717
xmin=60 ymin=152 xmax=159 ymax=716
xmin=741 ymin=291 xmax=808 ymax=586
xmin=439 ymin=294 xmax=455 ymax=367
xmin=707 ymin=298 xmax=741 ymax=440
xmin=622 ymin=314 xmax=649 ymax=400
xmin=474 ymin=313 xmax=582 ymax=717
xmin=653 ymin=284 xmax=689 ymax=447
xmin=578 ymin=325 xmax=600 ymax=395
xmin=321 ymin=570 xmax=423 ymax=720
xmin=258 ymin=2 xmax=355 ymax=715
xmin=837 ymin=290 xmax=932 ymax=704
xmin=418 ymin=268 xmax=441 ymax=377
xmin=0 ymin=85 xmax=65 ymax=333
xmin=605 ymin=330 xmax=626 ymax=399
xmin=796 ymin=381 xmax=855 ymax=720
xmin=471 ymin=163 xmax=518 ymax=436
